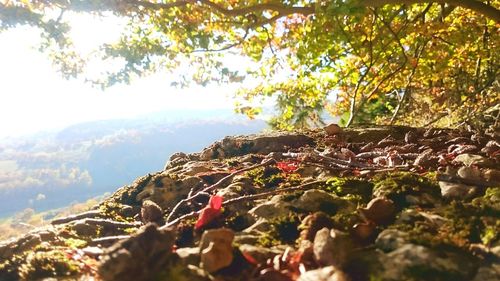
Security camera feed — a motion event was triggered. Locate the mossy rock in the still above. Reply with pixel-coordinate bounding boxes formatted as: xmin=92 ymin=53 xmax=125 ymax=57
xmin=372 ymin=172 xmax=441 ymax=209
xmin=322 ymin=177 xmax=374 ymax=204
xmin=18 ymin=250 xmax=80 ymax=280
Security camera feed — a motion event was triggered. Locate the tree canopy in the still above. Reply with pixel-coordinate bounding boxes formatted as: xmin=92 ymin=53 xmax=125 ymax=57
xmin=1 ymin=0 xmax=499 ymax=128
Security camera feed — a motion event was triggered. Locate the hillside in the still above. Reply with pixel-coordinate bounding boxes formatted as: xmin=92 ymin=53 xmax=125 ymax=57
xmin=0 ymin=113 xmax=266 ymax=218
xmin=0 ymin=125 xmax=499 ymax=281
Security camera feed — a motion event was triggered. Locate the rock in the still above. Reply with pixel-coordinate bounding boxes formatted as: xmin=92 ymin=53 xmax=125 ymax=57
xmin=98 ymin=224 xmax=177 ymax=281
xmin=176 ymin=247 xmax=200 ymax=266
xmin=358 ymin=197 xmax=396 ymax=225
xmin=298 ymin=266 xmax=351 ymax=281
xmin=300 ymin=212 xmax=335 ymax=242
xmin=375 ymin=229 xmax=409 ymax=252
xmin=352 ymin=222 xmax=376 ymax=241
xmin=378 ymin=244 xmax=478 ymax=281
xmin=449 ymin=144 xmax=478 ymax=155
xmin=38 ymin=230 xmax=56 ymax=242
xmin=164 ymin=152 xmax=190 ymax=169
xmin=199 ymin=228 xmax=235 ymax=273
xmin=136 ymin=174 xmax=203 ymax=209
xmin=140 ymin=200 xmax=164 ymax=224
xmin=471 ymin=265 xmax=500 ymax=281
xmin=0 ymin=233 xmax=42 ymax=259
xmin=324 ymin=124 xmax=342 ymax=135
xmin=413 ymin=149 xmax=437 ymax=167
xmin=294 ymin=189 xmax=355 ymax=214
xmin=482 ymin=169 xmax=500 ymax=184
xmin=181 ymin=161 xmax=214 ymax=176
xmin=199 ymin=133 xmax=315 ymax=160
xmin=439 ymin=181 xmax=477 ymax=199
xmin=454 ymin=153 xmax=493 ymax=167
xmin=72 ymin=221 xmax=99 ymax=237
xmin=481 ymin=140 xmax=500 ymax=155
xmin=249 ymin=195 xmax=291 ymax=220
xmin=239 ymin=244 xmax=282 ymax=264
xmin=457 ymin=166 xmax=482 ymax=181
xmin=313 ymin=228 xmax=355 ymax=268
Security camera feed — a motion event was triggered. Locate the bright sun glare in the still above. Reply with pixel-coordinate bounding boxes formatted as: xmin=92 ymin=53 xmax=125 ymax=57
xmin=0 ymin=13 xmax=242 ymax=139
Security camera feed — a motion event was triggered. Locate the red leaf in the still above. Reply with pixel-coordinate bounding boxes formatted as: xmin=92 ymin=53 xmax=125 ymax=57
xmin=242 ymin=251 xmax=258 ymax=265
xmin=277 ymin=161 xmax=299 ymax=173
xmin=195 ymin=195 xmax=223 ymax=230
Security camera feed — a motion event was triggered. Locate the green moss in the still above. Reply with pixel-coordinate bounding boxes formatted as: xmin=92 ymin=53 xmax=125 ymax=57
xmin=322 ymin=177 xmax=373 ymax=203
xmin=19 ymin=250 xmax=79 ymax=280
xmin=372 ymin=172 xmax=440 ymax=209
xmin=391 ymin=197 xmax=499 ymax=250
xmin=245 ymin=166 xmax=285 ymax=188
xmin=64 ymin=238 xmax=87 ymax=249
xmin=98 ymin=201 xmax=133 ymax=222
xmin=258 ymin=213 xmax=301 ymax=246
xmin=472 ymin=187 xmax=500 ymax=213
xmin=225 ymin=212 xmax=251 ymax=232
xmin=330 ymin=211 xmax=361 ymax=232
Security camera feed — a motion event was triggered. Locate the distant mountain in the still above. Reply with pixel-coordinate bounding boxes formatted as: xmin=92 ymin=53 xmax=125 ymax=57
xmin=0 ymin=110 xmax=267 ymax=217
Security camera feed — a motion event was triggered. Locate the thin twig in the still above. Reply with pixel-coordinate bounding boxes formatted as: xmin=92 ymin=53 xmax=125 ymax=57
xmin=223 ymin=180 xmax=325 ymax=206
xmin=166 ymin=158 xmax=276 ymax=222
xmin=51 ymin=210 xmax=102 ymax=225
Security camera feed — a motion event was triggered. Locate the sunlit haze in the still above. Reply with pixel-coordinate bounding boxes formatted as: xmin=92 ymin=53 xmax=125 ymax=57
xmin=0 ymin=14 xmax=247 ymax=139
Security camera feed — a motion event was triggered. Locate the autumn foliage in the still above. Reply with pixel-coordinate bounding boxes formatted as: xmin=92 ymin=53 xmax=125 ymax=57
xmin=1 ymin=1 xmax=498 ymax=128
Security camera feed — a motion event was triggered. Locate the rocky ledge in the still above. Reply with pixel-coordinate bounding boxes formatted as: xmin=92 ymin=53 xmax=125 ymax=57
xmin=0 ymin=125 xmax=499 ymax=281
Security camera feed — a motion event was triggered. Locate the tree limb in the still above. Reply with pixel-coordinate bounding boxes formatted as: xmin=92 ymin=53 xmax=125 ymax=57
xmin=366 ymin=0 xmax=500 ymax=22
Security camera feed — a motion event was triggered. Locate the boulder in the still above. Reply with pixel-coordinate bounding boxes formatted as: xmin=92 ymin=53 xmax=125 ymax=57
xmin=199 ymin=228 xmax=235 ymax=273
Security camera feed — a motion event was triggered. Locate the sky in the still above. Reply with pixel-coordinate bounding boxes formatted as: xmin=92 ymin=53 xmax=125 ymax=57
xmin=0 ymin=14 xmax=250 ymax=139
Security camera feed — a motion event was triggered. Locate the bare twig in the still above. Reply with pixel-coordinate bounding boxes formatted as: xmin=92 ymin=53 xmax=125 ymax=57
xmin=223 ymin=180 xmax=325 ymax=205
xmin=51 ymin=210 xmax=102 ymax=225
xmin=90 ymin=235 xmax=131 ymax=246
xmin=166 ymin=158 xmax=276 ymax=222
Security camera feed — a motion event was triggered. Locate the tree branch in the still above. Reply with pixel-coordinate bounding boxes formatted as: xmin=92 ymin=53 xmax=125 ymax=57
xmin=365 ymin=0 xmax=500 ymax=22
xmin=126 ymin=0 xmax=314 ymax=17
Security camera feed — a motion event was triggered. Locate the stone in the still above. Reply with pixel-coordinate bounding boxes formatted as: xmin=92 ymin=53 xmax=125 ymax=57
xmin=140 ymin=199 xmax=164 ymax=224
xmin=239 ymin=244 xmax=282 ymax=264
xmin=378 ymin=244 xmax=478 ymax=281
xmin=324 ymin=124 xmax=342 ymax=135
xmin=352 ymin=222 xmax=376 ymax=241
xmin=98 ymin=224 xmax=177 ymax=281
xmin=136 ymin=174 xmax=203 ymax=209
xmin=198 ymin=133 xmax=314 ymax=160
xmin=199 ymin=228 xmax=235 ymax=273
xmin=294 ymin=189 xmax=354 ymax=214
xmin=358 ymin=197 xmax=396 ymax=225
xmin=300 ymin=212 xmax=335 ymax=242
xmin=313 ymin=228 xmax=355 ymax=267
xmin=38 ymin=230 xmax=56 ymax=242
xmin=176 ymin=247 xmax=200 ymax=266
xmin=439 ymin=181 xmax=477 ymax=199
xmin=298 ymin=266 xmax=350 ymax=281
xmin=413 ymin=149 xmax=437 ymax=167
xmin=457 ymin=166 xmax=482 ymax=181
xmin=454 ymin=153 xmax=493 ymax=167
xmin=0 ymin=233 xmax=42 ymax=259
xmin=472 ymin=265 xmax=500 ymax=281
xmin=375 ymin=229 xmax=409 ymax=252
xmin=249 ymin=195 xmax=291 ymax=219
xmin=72 ymin=221 xmax=99 ymax=237
xmin=482 ymin=169 xmax=500 ymax=184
